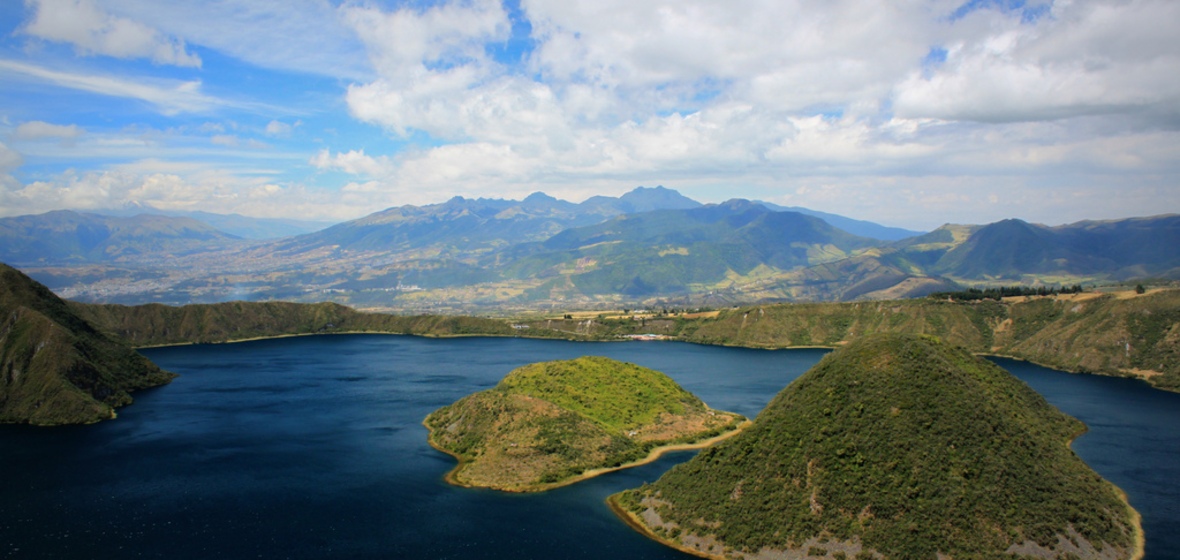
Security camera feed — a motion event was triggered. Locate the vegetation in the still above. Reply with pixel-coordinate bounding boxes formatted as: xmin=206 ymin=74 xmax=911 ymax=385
xmin=930 ymin=284 xmax=1085 ymax=301
xmin=424 ymin=357 xmax=745 ymax=491
xmin=0 ymin=264 xmax=175 ymax=425
xmin=69 ymin=300 xmax=526 ymax=346
xmin=612 ymin=334 xmax=1140 ymax=560
xmin=69 ymin=287 xmax=1180 ymax=393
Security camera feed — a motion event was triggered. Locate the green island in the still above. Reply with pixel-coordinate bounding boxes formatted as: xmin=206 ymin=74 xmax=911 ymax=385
xmin=423 ymin=356 xmax=746 ymax=492
xmin=610 ymin=333 xmax=1143 ymax=560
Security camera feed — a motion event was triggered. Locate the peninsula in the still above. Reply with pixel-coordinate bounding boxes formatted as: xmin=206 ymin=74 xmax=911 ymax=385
xmin=611 ymin=334 xmax=1142 ymax=560
xmin=0 ymin=264 xmax=175 ymax=425
xmin=424 ymin=356 xmax=746 ymax=492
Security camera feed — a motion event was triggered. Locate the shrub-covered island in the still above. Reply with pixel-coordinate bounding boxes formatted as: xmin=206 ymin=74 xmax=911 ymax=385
xmin=611 ymin=334 xmax=1142 ymax=560
xmin=424 ymin=356 xmax=746 ymax=492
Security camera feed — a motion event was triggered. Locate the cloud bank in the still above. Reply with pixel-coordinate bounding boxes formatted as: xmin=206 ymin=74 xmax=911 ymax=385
xmin=0 ymin=0 xmax=1177 ymax=228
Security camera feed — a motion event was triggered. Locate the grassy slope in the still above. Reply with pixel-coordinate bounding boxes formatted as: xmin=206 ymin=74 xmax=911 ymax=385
xmin=1 ymin=264 xmax=176 ymax=425
xmin=497 ymin=356 xmax=706 ymax=432
xmin=424 ymin=357 xmax=745 ymax=491
xmin=612 ymin=334 xmax=1139 ymax=560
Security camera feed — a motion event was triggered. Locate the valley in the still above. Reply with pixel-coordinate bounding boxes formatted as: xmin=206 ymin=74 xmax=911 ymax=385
xmin=6 ymin=188 xmax=1175 ymax=314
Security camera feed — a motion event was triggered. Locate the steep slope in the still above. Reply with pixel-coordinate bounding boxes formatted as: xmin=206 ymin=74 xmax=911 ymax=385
xmin=0 ymin=263 xmax=175 ymax=425
xmin=424 ymin=356 xmax=745 ymax=492
xmin=758 ymin=201 xmax=924 ymax=241
xmin=612 ymin=334 xmax=1141 ymax=560
xmin=0 ymin=211 xmax=243 ymax=265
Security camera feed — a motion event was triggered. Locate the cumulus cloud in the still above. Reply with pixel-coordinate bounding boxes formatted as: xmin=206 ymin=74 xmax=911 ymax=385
xmin=340 ymin=0 xmax=512 ymax=138
xmin=893 ymin=0 xmax=1180 ymax=123
xmin=7 ymin=0 xmax=1178 ymax=227
xmin=21 ymin=0 xmax=201 ymax=67
xmin=310 ymin=148 xmax=395 ymax=178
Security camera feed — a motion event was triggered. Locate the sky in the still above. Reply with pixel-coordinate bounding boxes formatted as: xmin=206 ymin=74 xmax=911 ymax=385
xmin=0 ymin=0 xmax=1177 ymax=230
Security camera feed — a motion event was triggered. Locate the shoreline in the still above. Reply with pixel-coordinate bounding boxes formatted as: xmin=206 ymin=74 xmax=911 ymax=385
xmin=129 ymin=330 xmax=1172 ymax=394
xmin=606 ymin=494 xmax=727 ymax=560
xmin=610 ymin=422 xmax=1147 ymax=560
xmin=424 ymin=419 xmax=751 ymax=494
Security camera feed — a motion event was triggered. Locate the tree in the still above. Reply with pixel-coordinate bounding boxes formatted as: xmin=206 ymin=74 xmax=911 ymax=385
xmin=1135 ymin=284 xmax=1146 ymax=294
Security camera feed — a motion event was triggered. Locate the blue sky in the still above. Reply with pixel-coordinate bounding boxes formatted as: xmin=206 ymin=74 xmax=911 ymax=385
xmin=0 ymin=0 xmax=1177 ymax=230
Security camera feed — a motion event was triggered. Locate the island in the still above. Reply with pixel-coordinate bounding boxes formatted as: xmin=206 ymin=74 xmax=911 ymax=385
xmin=424 ymin=356 xmax=747 ymax=492
xmin=611 ymin=334 xmax=1143 ymax=560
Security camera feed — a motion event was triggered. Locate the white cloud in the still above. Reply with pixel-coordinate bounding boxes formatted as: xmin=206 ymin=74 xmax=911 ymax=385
xmin=22 ymin=0 xmax=201 ymax=67
xmin=265 ymin=120 xmax=299 ymax=137
xmin=340 ymin=0 xmax=513 ymax=139
xmin=5 ymin=0 xmax=1178 ymax=228
xmin=0 ymin=59 xmax=218 ymax=115
xmin=0 ymin=165 xmax=367 ymax=220
xmin=893 ymin=0 xmax=1180 ymax=123
xmin=209 ymin=134 xmax=270 ymax=149
xmin=14 ymin=121 xmax=85 ymax=142
xmin=310 ymin=148 xmax=395 ymax=178
xmin=0 ymin=141 xmax=24 ymax=174
xmin=524 ymin=0 xmax=936 ymax=113
xmin=92 ymin=0 xmax=371 ymax=80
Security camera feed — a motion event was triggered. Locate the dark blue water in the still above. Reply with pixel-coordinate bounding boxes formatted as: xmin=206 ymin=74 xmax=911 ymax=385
xmin=0 ymin=336 xmax=1176 ymax=559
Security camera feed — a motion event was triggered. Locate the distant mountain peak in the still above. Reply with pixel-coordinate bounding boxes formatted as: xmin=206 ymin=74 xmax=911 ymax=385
xmin=614 ymin=185 xmax=701 ymax=212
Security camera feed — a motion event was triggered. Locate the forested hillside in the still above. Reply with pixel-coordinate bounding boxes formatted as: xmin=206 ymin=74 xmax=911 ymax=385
xmin=612 ymin=334 xmax=1141 ymax=560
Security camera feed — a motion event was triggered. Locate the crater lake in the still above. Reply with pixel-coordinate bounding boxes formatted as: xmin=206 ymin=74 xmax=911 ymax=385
xmin=1 ymin=335 xmax=1177 ymax=559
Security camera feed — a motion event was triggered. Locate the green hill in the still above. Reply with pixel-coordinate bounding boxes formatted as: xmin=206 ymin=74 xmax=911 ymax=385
xmin=0 ymin=264 xmax=175 ymax=425
xmin=424 ymin=356 xmax=745 ymax=492
xmin=611 ymin=334 xmax=1141 ymax=560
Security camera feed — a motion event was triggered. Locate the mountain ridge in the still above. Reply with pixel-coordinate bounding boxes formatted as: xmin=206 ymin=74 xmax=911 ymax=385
xmin=0 ymin=263 xmax=175 ymax=424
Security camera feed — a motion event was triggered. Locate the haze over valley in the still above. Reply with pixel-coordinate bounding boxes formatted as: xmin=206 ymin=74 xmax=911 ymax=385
xmin=3 ymin=187 xmax=1177 ymax=313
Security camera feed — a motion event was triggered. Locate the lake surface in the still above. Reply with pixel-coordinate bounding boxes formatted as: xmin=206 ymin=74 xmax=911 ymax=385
xmin=1 ymin=335 xmax=1177 ymax=560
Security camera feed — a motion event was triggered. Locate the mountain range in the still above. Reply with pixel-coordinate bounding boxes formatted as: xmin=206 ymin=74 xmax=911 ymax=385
xmin=2 ymin=187 xmax=1177 ymax=311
